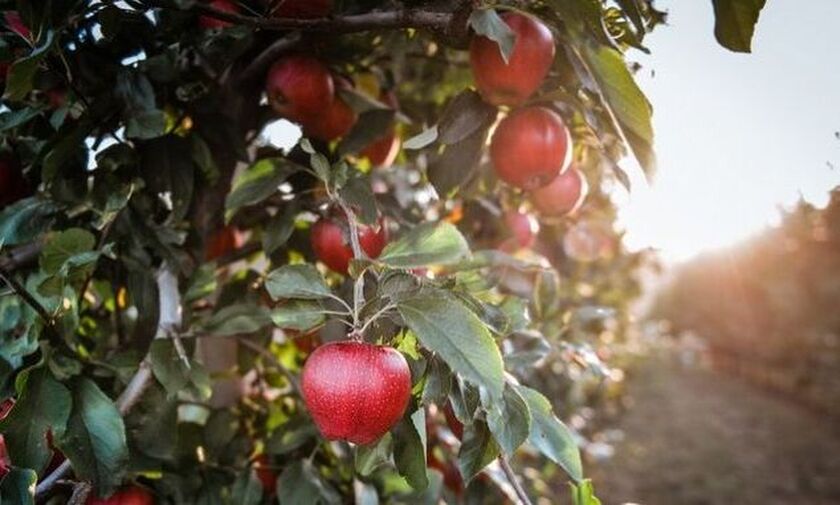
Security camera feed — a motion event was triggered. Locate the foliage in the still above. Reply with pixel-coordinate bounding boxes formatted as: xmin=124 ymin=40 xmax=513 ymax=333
xmin=0 ymin=0 xmax=761 ymax=503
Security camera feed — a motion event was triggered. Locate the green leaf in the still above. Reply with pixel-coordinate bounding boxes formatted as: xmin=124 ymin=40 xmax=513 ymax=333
xmin=0 ymin=198 xmax=57 ymax=247
xmin=0 ymin=467 xmax=37 ymax=505
xmin=570 ymin=479 xmax=603 ymax=505
xmin=270 ymin=300 xmax=327 ymax=332
xmin=338 ymin=109 xmax=396 ymax=156
xmin=266 ymin=416 xmax=318 ymax=455
xmin=262 ymin=202 xmax=298 ymax=255
xmin=615 ymin=0 xmax=647 ymax=38
xmin=380 ymin=222 xmax=470 ymax=268
xmin=149 ymin=339 xmax=190 ymax=397
xmin=224 ymin=158 xmax=294 ymax=221
xmin=515 ymin=385 xmax=583 ymax=482
xmin=355 ymin=434 xmax=392 ymax=477
xmin=428 ymin=125 xmax=490 ymax=197
xmin=183 ymin=263 xmax=217 ymax=303
xmin=4 ymin=30 xmax=55 ymax=101
xmin=468 ymin=9 xmax=516 ymax=63
xmin=339 ymin=173 xmax=378 ymax=225
xmin=265 ymin=264 xmax=331 ymax=300
xmin=403 ymin=126 xmax=438 ymax=150
xmin=40 ymin=228 xmax=96 ymax=274
xmin=231 ymin=470 xmax=263 ymax=505
xmin=125 ymin=109 xmax=167 ymax=140
xmin=0 ymin=107 xmax=41 ymax=132
xmin=139 ymin=136 xmax=195 ymax=221
xmin=712 ymin=0 xmax=766 ymax=53
xmin=277 ymin=461 xmax=341 ymax=505
xmin=579 ymin=44 xmax=656 ymax=178
xmin=397 ymin=289 xmax=504 ymax=400
xmin=437 ymin=90 xmax=497 ymax=146
xmin=393 ymin=409 xmax=428 ymax=490
xmin=484 ymin=384 xmax=531 ymax=456
xmin=457 ymin=420 xmax=500 ymax=482
xmin=202 ymin=303 xmax=272 ymax=336
xmin=55 ymin=378 xmax=129 ymax=497
xmin=0 ymin=367 xmax=71 ymax=473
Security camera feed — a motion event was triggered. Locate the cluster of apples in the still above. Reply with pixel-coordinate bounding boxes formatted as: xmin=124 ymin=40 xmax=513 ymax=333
xmin=471 ymin=11 xmax=589 ymax=250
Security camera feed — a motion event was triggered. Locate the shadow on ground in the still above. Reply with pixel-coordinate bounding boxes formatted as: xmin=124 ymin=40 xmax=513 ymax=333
xmin=588 ymin=360 xmax=840 ymax=505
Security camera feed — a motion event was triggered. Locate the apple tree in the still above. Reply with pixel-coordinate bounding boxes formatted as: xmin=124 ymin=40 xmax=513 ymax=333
xmin=0 ymin=0 xmax=765 ymax=504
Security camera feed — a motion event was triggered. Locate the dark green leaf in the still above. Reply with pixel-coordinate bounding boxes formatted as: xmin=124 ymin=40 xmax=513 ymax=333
xmin=277 ymin=461 xmax=341 ymax=505
xmin=457 ymin=420 xmax=500 ymax=482
xmin=393 ymin=409 xmax=428 ymax=490
xmin=397 ymin=289 xmax=504 ymax=400
xmin=515 ymin=385 xmax=583 ymax=482
xmin=224 ymin=158 xmax=294 ymax=221
xmin=379 ymin=222 xmax=470 ymax=268
xmin=0 ymin=367 xmax=71 ymax=473
xmin=125 ymin=109 xmax=167 ymax=140
xmin=270 ymin=300 xmax=326 ymax=332
xmin=140 ymin=136 xmax=195 ymax=220
xmin=338 ymin=109 xmax=396 ymax=156
xmin=437 ymin=90 xmax=497 ymax=146
xmin=266 ymin=416 xmax=318 ymax=455
xmin=0 ymin=467 xmax=37 ymax=505
xmin=4 ymin=30 xmax=55 ymax=101
xmin=0 ymin=198 xmax=57 ymax=246
xmin=468 ymin=9 xmax=516 ymax=63
xmin=202 ymin=303 xmax=272 ymax=336
xmin=55 ymin=378 xmax=129 ymax=497
xmin=231 ymin=470 xmax=263 ymax=505
xmin=403 ymin=126 xmax=438 ymax=150
xmin=40 ymin=228 xmax=95 ymax=274
xmin=712 ymin=0 xmax=766 ymax=52
xmin=0 ymin=107 xmax=41 ymax=132
xmin=263 ymin=202 xmax=298 ymax=255
xmin=339 ymin=173 xmax=378 ymax=225
xmin=428 ymin=125 xmax=490 ymax=196
xmin=265 ymin=264 xmax=331 ymax=300
xmin=484 ymin=384 xmax=531 ymax=455
xmin=355 ymin=434 xmax=392 ymax=477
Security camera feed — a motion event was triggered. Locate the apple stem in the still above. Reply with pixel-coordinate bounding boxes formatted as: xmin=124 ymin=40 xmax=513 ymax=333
xmin=498 ymin=456 xmax=535 ymax=505
xmin=336 ymin=199 xmax=368 ymax=330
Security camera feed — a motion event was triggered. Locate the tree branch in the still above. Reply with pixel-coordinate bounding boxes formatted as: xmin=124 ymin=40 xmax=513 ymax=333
xmin=0 ymin=267 xmax=63 ymax=344
xmin=498 ymin=456 xmax=534 ymax=505
xmin=34 ymin=266 xmax=182 ymax=499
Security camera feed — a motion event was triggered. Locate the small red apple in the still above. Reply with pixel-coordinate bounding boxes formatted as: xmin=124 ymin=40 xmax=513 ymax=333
xmin=45 ymin=86 xmax=67 ymax=109
xmin=205 ymin=226 xmax=244 ymax=261
xmin=490 ymin=106 xmax=572 ymax=190
xmin=502 ymin=210 xmax=540 ymax=250
xmin=273 ymin=0 xmax=333 ymax=18
xmin=86 ymin=486 xmax=155 ymax=505
xmin=266 ymin=56 xmax=334 ymax=124
xmin=0 ymin=399 xmax=13 ymax=478
xmin=302 ymin=75 xmax=356 ymax=142
xmin=4 ymin=11 xmax=30 ymax=40
xmin=302 ymin=341 xmax=411 ymax=445
xmin=199 ymin=0 xmax=239 ymax=29
xmin=0 ymin=153 xmax=30 ymax=208
xmin=529 ymin=165 xmax=588 ymax=217
xmin=254 ymin=454 xmax=278 ymax=495
xmin=469 ymin=12 xmax=555 ymax=106
xmin=310 ymin=215 xmax=388 ymax=274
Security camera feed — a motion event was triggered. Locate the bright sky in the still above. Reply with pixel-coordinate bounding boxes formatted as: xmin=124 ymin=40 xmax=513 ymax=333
xmin=616 ymin=0 xmax=840 ymax=262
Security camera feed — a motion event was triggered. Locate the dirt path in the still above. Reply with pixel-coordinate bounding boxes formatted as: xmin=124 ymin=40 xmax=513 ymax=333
xmin=588 ymin=360 xmax=840 ymax=505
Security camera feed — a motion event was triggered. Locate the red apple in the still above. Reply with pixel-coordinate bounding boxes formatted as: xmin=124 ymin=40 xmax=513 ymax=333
xmin=4 ymin=11 xmax=30 ymax=40
xmin=266 ymin=56 xmax=334 ymax=124
xmin=254 ymin=454 xmax=278 ymax=495
xmin=0 ymin=153 xmax=30 ymax=208
xmin=303 ymin=75 xmax=356 ymax=141
xmin=503 ymin=210 xmax=539 ymax=250
xmin=45 ymin=87 xmax=67 ymax=109
xmin=490 ymin=106 xmax=572 ymax=190
xmin=0 ymin=399 xmax=13 ymax=478
xmin=301 ymin=341 xmax=411 ymax=445
xmin=469 ymin=12 xmax=555 ymax=106
xmin=529 ymin=165 xmax=587 ymax=217
xmin=199 ymin=0 xmax=239 ymax=29
xmin=273 ymin=0 xmax=333 ymax=19
xmin=310 ymin=215 xmax=388 ymax=274
xmin=205 ymin=226 xmax=244 ymax=261
xmin=428 ymin=450 xmax=464 ymax=496
xmin=86 ymin=486 xmax=155 ymax=505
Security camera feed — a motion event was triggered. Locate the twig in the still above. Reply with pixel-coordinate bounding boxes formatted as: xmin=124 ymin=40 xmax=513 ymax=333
xmin=236 ymin=33 xmax=301 ymax=86
xmin=498 ymin=456 xmax=534 ymax=505
xmin=358 ymin=303 xmax=396 ymax=336
xmin=336 ymin=201 xmax=366 ymax=331
xmin=0 ymin=267 xmax=63 ymax=344
xmin=35 ymin=266 xmax=182 ymax=499
xmin=237 ymin=337 xmax=302 ymax=396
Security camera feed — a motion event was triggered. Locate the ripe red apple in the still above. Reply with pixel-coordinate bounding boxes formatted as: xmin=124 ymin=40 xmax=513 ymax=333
xmin=4 ymin=11 xmax=30 ymax=39
xmin=530 ymin=165 xmax=588 ymax=217
xmin=490 ymin=106 xmax=572 ymax=190
xmin=45 ymin=86 xmax=67 ymax=109
xmin=199 ymin=0 xmax=239 ymax=29
xmin=254 ymin=454 xmax=278 ymax=495
xmin=310 ymin=216 xmax=388 ymax=274
xmin=205 ymin=226 xmax=244 ymax=261
xmin=302 ymin=75 xmax=356 ymax=141
xmin=301 ymin=341 xmax=411 ymax=445
xmin=274 ymin=0 xmax=333 ymax=18
xmin=502 ymin=210 xmax=540 ymax=250
xmin=469 ymin=12 xmax=555 ymax=106
xmin=86 ymin=486 xmax=155 ymax=505
xmin=266 ymin=56 xmax=334 ymax=124
xmin=0 ymin=154 xmax=30 ymax=208
xmin=0 ymin=399 xmax=13 ymax=479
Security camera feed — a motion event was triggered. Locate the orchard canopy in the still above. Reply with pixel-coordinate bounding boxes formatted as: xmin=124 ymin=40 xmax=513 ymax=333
xmin=0 ymin=1 xmax=765 ymax=504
